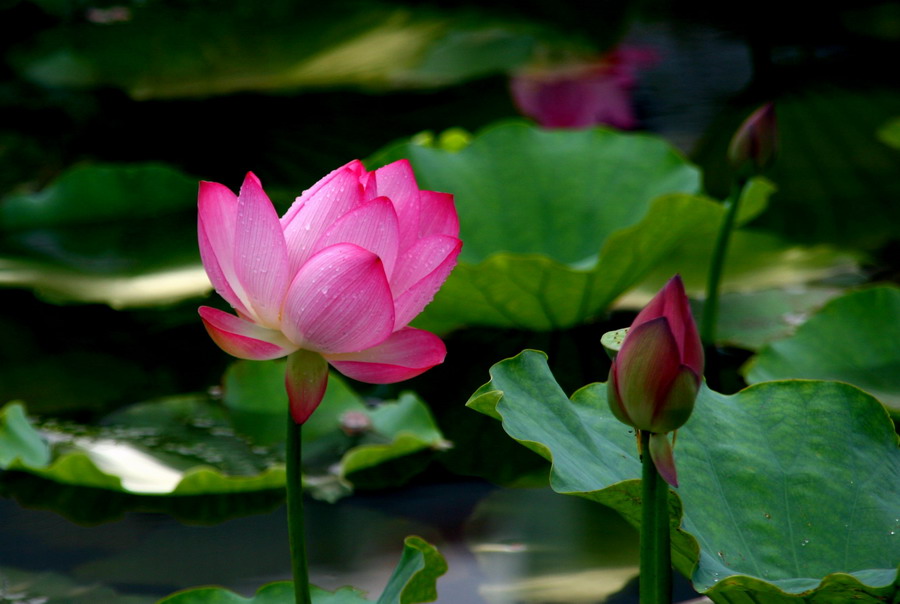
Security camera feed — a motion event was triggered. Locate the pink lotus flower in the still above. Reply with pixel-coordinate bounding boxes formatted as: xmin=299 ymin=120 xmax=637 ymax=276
xmin=607 ymin=275 xmax=703 ymax=487
xmin=510 ymin=47 xmax=657 ymax=130
xmin=198 ymin=159 xmax=462 ymax=424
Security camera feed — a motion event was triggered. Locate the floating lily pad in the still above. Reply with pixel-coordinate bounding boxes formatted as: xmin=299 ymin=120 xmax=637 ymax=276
xmin=159 ymin=535 xmax=447 ymax=604
xmin=0 ymin=370 xmax=446 ymax=499
xmin=467 ymin=350 xmax=900 ymax=601
xmin=744 ymin=286 xmax=900 ymax=410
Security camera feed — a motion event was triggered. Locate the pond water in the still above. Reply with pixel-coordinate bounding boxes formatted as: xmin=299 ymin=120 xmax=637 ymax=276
xmin=0 ymin=479 xmax=703 ymax=603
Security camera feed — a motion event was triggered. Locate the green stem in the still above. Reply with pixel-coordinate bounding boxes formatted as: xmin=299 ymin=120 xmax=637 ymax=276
xmin=640 ymin=430 xmax=672 ymax=604
xmin=286 ymin=417 xmax=312 ymax=604
xmin=700 ymin=181 xmax=745 ymax=348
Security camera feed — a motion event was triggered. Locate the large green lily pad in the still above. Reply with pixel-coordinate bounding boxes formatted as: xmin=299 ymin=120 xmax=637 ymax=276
xmin=372 ymin=122 xmax=707 ymax=331
xmin=373 ymin=122 xmax=703 ymax=266
xmin=371 ymin=122 xmax=856 ymax=333
xmin=0 ymin=368 xmax=446 ymax=499
xmin=0 ymin=163 xmax=209 ymax=307
xmin=467 ymin=350 xmax=900 ymax=601
xmin=744 ymin=286 xmax=900 ymax=410
xmin=159 ymin=535 xmax=447 ymax=604
xmin=11 ymin=2 xmax=538 ymax=99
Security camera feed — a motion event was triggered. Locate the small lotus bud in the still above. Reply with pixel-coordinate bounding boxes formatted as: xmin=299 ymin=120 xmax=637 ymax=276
xmin=728 ymin=102 xmax=777 ymax=171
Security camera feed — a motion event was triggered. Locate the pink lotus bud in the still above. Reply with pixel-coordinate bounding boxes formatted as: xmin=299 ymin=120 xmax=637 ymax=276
xmin=728 ymin=102 xmax=778 ymax=170
xmin=197 ymin=160 xmax=462 ymax=424
xmin=510 ymin=46 xmax=657 ymax=130
xmin=606 ymin=275 xmax=703 ymax=486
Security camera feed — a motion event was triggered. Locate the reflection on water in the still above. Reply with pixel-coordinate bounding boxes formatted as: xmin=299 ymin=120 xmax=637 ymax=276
xmin=0 ymin=481 xmax=702 ymax=602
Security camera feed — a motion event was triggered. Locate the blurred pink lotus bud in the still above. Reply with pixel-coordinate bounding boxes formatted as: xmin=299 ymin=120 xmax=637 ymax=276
xmin=606 ymin=275 xmax=703 ymax=486
xmin=198 ymin=160 xmax=462 ymax=424
xmin=510 ymin=47 xmax=657 ymax=130
xmin=728 ymin=102 xmax=778 ymax=170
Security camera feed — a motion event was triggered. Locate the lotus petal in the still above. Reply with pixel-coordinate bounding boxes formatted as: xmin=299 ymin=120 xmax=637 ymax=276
xmin=649 ymin=431 xmax=678 ymax=487
xmin=199 ymin=306 xmax=297 ymax=360
xmin=418 ymin=191 xmax=459 ymax=238
xmin=327 ymin=327 xmax=446 ymax=383
xmin=232 ymin=173 xmax=290 ymax=327
xmin=281 ymin=166 xmax=365 ymax=274
xmin=311 ymin=197 xmax=400 ymax=280
xmin=374 ymin=159 xmax=421 ymax=251
xmin=281 ymin=243 xmax=394 ymax=354
xmin=391 ymin=237 xmax=462 ymax=329
xmin=615 ymin=317 xmax=680 ymax=431
xmin=198 ymin=180 xmax=252 ymax=316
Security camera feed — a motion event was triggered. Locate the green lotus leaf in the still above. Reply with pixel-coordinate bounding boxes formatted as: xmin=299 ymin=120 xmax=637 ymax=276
xmin=0 ymin=163 xmax=197 ymax=229
xmin=0 ymin=163 xmax=209 ymax=307
xmin=0 ymin=403 xmax=50 ymax=467
xmin=467 ymin=350 xmax=900 ymax=601
xmin=878 ymin=117 xmax=900 ymax=149
xmin=744 ymin=286 xmax=900 ymax=410
xmin=619 ymin=176 xmax=857 ymax=321
xmin=629 ymin=228 xmax=858 ymax=315
xmin=0 ymin=371 xmax=445 ymax=498
xmin=689 ymin=286 xmax=842 ymax=351
xmin=372 ymin=122 xmax=703 ymax=266
xmin=370 ymin=122 xmax=713 ymax=331
xmin=371 ymin=122 xmax=855 ymax=333
xmin=159 ymin=535 xmax=446 ymax=603
xmin=11 ymin=2 xmax=538 ymax=99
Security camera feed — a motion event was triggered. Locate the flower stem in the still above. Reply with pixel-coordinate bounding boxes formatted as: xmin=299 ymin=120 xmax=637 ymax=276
xmin=286 ymin=417 xmax=312 ymax=604
xmin=640 ymin=430 xmax=672 ymax=604
xmin=700 ymin=181 xmax=744 ymax=349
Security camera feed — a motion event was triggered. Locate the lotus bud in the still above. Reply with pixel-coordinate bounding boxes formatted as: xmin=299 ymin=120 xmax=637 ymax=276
xmin=606 ymin=275 xmax=703 ymax=486
xmin=728 ymin=102 xmax=778 ymax=171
